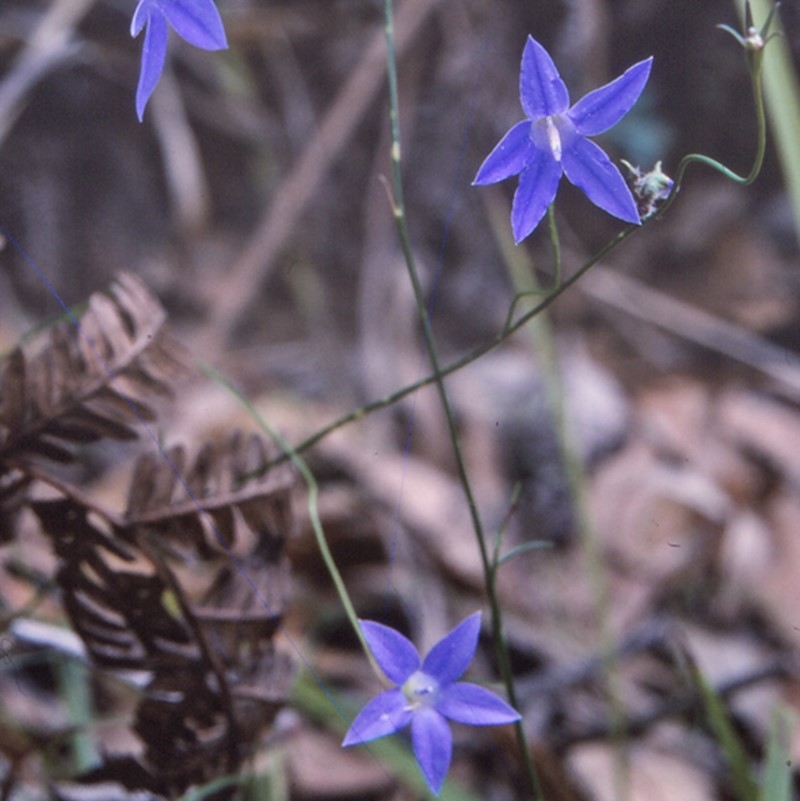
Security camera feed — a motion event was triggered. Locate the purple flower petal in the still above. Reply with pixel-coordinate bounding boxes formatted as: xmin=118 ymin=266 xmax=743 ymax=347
xmin=422 ymin=612 xmax=481 ymax=685
xmin=568 ymin=57 xmax=653 ymax=136
xmin=473 ymin=121 xmax=535 ymax=185
xmin=474 ymin=35 xmax=653 ymax=241
xmin=342 ymin=614 xmax=526 ymax=793
xmin=342 ymin=689 xmax=411 ymax=746
xmin=411 ymin=708 xmax=452 ymax=795
xmin=160 ymin=0 xmax=228 ymax=51
xmin=561 ymin=135 xmax=640 ymax=224
xmin=135 ymin=8 xmax=168 ymax=121
xmin=520 ymin=35 xmax=569 ymax=120
xmin=130 ymin=0 xmax=152 ymax=37
xmin=437 ymin=682 xmax=521 ymax=726
xmin=511 ymin=147 xmax=562 ymax=243
xmin=361 ymin=620 xmax=420 ymax=685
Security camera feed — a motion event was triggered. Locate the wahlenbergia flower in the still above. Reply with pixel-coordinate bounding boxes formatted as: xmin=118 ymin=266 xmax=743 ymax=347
xmin=473 ymin=35 xmax=653 ymax=243
xmin=342 ymin=612 xmax=520 ymax=795
xmin=131 ymin=0 xmax=228 ymax=121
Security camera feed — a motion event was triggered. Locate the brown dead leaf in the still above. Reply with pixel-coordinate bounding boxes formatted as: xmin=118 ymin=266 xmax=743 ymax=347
xmin=568 ymin=729 xmax=714 ymax=801
xmin=287 ymin=726 xmax=393 ymax=798
xmin=636 ymin=377 xmax=712 ymax=460
xmin=591 ymin=441 xmax=727 ymax=584
xmin=321 ymin=435 xmax=484 ymax=586
xmin=718 ymin=389 xmax=800 ymax=488
xmin=737 ymin=490 xmax=800 ymax=648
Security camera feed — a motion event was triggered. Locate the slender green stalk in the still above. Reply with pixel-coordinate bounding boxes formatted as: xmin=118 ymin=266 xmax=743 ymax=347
xmin=492 ymin=202 xmax=632 ymax=799
xmin=546 ymin=205 xmax=562 ymax=285
xmin=382 ymin=1 xmax=543 ymax=796
xmin=498 ymin=205 xmax=562 ymax=328
xmin=272 ymin=2 xmax=776 ymax=469
xmin=696 ymin=671 xmax=759 ymax=801
xmin=737 ymin=0 xmax=800 ymax=238
xmin=669 ymin=63 xmax=765 ymax=191
xmin=269 ymin=223 xmax=635 ymax=467
xmin=655 ymin=2 xmax=773 ymax=222
xmin=205 ymin=12 xmax=774 ymax=796
xmin=197 ymin=363 xmax=379 ymax=678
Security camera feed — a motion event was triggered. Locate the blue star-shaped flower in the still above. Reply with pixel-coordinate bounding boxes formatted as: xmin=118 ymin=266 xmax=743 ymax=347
xmin=473 ymin=36 xmax=653 ymax=243
xmin=131 ymin=0 xmax=228 ymax=121
xmin=342 ymin=612 xmax=520 ymax=795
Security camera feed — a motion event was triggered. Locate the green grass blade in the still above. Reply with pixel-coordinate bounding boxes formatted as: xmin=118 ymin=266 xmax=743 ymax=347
xmin=696 ymin=671 xmax=759 ymax=801
xmin=736 ymin=0 xmax=800 ymax=243
xmin=759 ymin=705 xmax=794 ymax=801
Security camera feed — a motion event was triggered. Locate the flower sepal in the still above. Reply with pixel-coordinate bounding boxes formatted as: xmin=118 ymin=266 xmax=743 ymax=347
xmin=622 ymin=159 xmax=674 ymax=219
xmin=718 ymin=1 xmax=781 ymax=77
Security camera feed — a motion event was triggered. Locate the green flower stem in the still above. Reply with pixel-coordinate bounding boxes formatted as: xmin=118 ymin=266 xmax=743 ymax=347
xmin=383 ymin=1 xmax=543 ymax=797
xmin=737 ymin=0 xmax=800 ymax=239
xmin=209 ymin=14 xmax=773 ymax=792
xmin=504 ymin=202 xmax=634 ymax=798
xmin=655 ymin=4 xmax=772 ymax=223
xmin=197 ymin=363 xmax=380 ymax=679
xmin=681 ymin=65 xmax=765 ymax=186
xmin=274 ymin=2 xmax=777 ymax=467
xmin=271 ymin=223 xmax=636 ymax=468
xmin=497 ymin=205 xmax=562 ymax=330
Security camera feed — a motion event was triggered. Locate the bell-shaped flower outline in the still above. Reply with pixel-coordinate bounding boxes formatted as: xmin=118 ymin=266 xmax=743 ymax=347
xmin=473 ymin=35 xmax=653 ymax=243
xmin=342 ymin=612 xmax=520 ymax=795
xmin=131 ymin=0 xmax=228 ymax=121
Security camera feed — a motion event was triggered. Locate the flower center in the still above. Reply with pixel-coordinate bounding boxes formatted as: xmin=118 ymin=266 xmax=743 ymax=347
xmin=545 ymin=117 xmax=562 ymax=162
xmin=401 ymin=671 xmax=439 ymax=709
xmin=531 ymin=116 xmax=564 ymax=163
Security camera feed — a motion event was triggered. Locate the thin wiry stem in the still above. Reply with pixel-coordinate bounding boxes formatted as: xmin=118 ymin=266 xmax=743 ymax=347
xmin=249 ymin=13 xmax=772 ymax=796
xmin=652 ymin=32 xmax=769 ymax=221
xmin=382 ymin=0 xmax=543 ymax=795
xmin=198 ymin=363 xmax=379 ymax=677
xmin=268 ymin=223 xmax=634 ymax=468
xmin=270 ymin=9 xmax=775 ymax=468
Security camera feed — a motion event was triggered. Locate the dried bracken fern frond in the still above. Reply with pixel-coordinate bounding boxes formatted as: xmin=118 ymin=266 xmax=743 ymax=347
xmin=32 ymin=432 xmax=295 ymax=798
xmin=0 ymin=273 xmax=295 ymax=797
xmin=0 ymin=272 xmax=188 ymax=470
xmin=30 ymin=497 xmax=194 ymax=671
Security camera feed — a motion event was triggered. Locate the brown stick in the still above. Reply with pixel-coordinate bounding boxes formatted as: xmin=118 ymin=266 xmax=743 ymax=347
xmin=202 ymin=0 xmax=443 ymax=350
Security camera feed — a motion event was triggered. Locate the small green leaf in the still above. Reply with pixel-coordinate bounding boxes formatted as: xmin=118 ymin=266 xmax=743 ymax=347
xmin=496 ymin=540 xmax=553 ymax=569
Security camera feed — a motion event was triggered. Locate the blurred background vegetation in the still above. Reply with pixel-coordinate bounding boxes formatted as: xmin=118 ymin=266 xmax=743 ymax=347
xmin=1 ymin=1 xmax=800 ymax=799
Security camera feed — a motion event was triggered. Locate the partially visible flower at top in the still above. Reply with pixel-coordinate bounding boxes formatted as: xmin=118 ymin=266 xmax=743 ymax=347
xmin=342 ymin=612 xmax=520 ymax=795
xmin=473 ymin=35 xmax=653 ymax=244
xmin=131 ymin=0 xmax=228 ymax=122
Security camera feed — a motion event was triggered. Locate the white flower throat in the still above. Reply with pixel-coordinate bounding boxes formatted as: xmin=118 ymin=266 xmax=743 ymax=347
xmin=402 ymin=671 xmax=439 ymax=709
xmin=545 ymin=117 xmax=562 ymax=161
xmin=532 ymin=116 xmax=564 ymax=163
